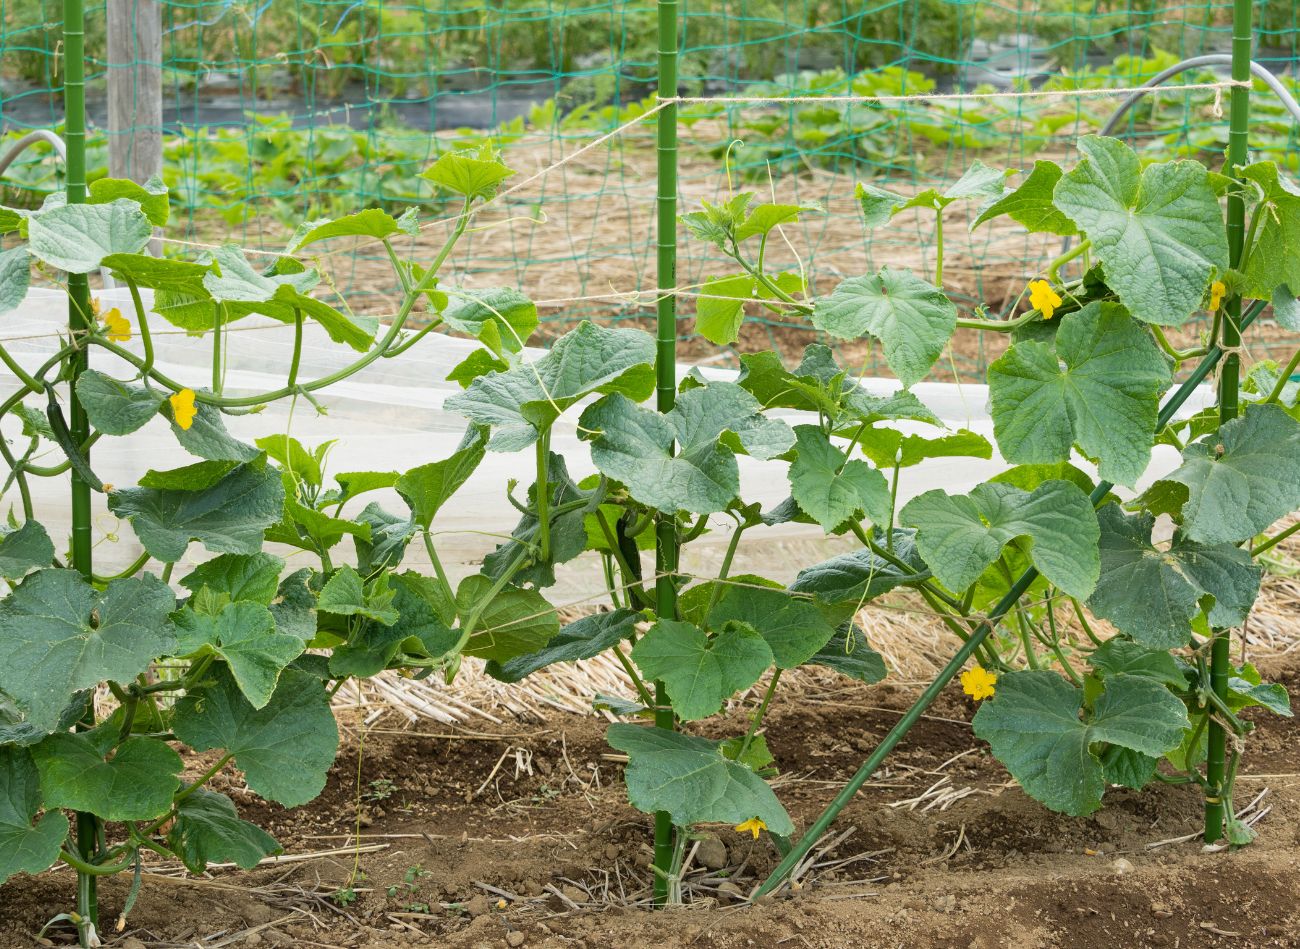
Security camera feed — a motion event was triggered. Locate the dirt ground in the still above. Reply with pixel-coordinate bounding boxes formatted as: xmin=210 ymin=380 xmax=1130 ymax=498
xmin=4 ymin=655 xmax=1299 ymax=949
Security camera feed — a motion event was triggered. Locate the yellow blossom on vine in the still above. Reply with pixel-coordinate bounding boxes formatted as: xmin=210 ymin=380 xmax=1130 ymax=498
xmin=961 ymin=666 xmax=997 ymax=701
xmin=89 ymin=296 xmax=102 ymax=318
xmin=170 ymin=388 xmax=197 ymax=430
xmin=1028 ymin=279 xmax=1063 ymax=320
xmin=1208 ymin=280 xmax=1226 ymax=311
xmin=103 ymin=307 xmax=131 ymax=342
xmin=734 ymin=817 xmax=767 ymax=839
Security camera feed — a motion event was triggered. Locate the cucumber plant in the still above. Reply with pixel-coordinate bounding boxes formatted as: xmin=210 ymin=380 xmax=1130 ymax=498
xmin=0 ymin=148 xmax=583 ymax=943
xmin=439 ymin=134 xmax=1298 ymax=893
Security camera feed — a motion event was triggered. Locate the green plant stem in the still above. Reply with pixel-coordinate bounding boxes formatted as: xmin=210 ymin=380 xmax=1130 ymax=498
xmin=535 ymin=431 xmax=551 ymax=562
xmin=1071 ymin=597 xmax=1105 ymax=647
xmin=1014 ymin=606 xmax=1042 ymax=670
xmin=59 ymin=850 xmax=136 ymax=876
xmin=1252 ymin=520 xmax=1300 ymax=557
xmin=594 ymin=509 xmax=649 ymax=609
xmin=420 ymin=530 xmax=454 ymax=602
xmin=1048 ymin=239 xmax=1090 ymax=283
xmin=287 ymin=309 xmax=305 ymax=388
xmin=91 ymin=551 xmax=150 ymax=584
xmin=953 ymin=310 xmax=1042 ymax=332
xmin=612 ymin=645 xmax=655 ymax=707
xmin=736 ymin=669 xmax=781 ymax=762
xmin=174 ymin=753 xmax=234 ymax=806
xmin=705 ymin=519 xmax=744 ymax=614
xmin=124 ymin=278 xmax=155 ymax=377
xmin=211 ymin=304 xmax=224 ymax=394
xmin=1265 ymin=348 xmax=1300 ymax=403
xmin=885 ymin=462 xmax=902 ymax=551
xmin=933 ymin=210 xmax=943 ymax=287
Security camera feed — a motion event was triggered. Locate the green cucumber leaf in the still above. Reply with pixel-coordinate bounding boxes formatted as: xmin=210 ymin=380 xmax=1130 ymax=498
xmin=447 ymin=322 xmax=655 ymax=452
xmin=631 ymin=619 xmax=772 ymax=721
xmin=805 ymin=624 xmax=887 ymax=683
xmin=0 ymin=520 xmax=54 ymax=580
xmin=901 ymin=479 xmax=1099 ymax=599
xmin=707 ymin=586 xmax=836 ymax=670
xmin=812 ymin=267 xmax=957 ymax=386
xmin=1087 ymin=638 xmax=1187 ymax=691
xmin=173 ymin=667 xmax=339 ymax=807
xmin=0 ymin=746 xmax=68 ymax=885
xmin=75 ymin=370 xmax=164 ymax=436
xmin=396 ymin=426 xmax=488 ymax=529
xmin=181 ymin=552 xmax=285 ymax=606
xmin=28 ymin=199 xmax=152 ymax=273
xmin=972 ymin=670 xmax=1189 ymax=816
xmin=88 ymin=174 xmax=169 ymax=226
xmin=486 ymin=609 xmax=641 ymax=683
xmin=694 ymin=271 xmax=804 ymax=345
xmin=419 ymin=149 xmax=515 ymax=201
xmin=1053 ymin=136 xmax=1227 ymax=326
xmin=441 ymin=287 xmax=538 ymax=355
xmin=288 ymin=209 xmax=408 ymax=251
xmin=972 ymin=160 xmax=1077 ymax=235
xmin=1154 ymin=403 xmax=1300 ymax=545
xmin=455 ymin=574 xmax=559 ymax=662
xmin=987 ymin=301 xmax=1171 ymax=486
xmin=789 ymin=424 xmax=889 ymax=531
xmin=167 ymin=788 xmax=281 ymax=873
xmin=174 ymin=601 xmax=304 ymax=709
xmin=857 ymin=427 xmax=992 ymax=469
xmin=1087 ymin=505 xmax=1260 ymax=649
xmin=33 ymin=731 xmax=181 ymax=821
xmin=790 ymin=531 xmax=930 ymax=607
xmin=319 ymin=566 xmax=399 ymax=626
xmin=1239 ymin=162 xmax=1300 ymax=300
xmin=607 ymin=724 xmax=794 ymax=834
xmin=109 ymin=460 xmax=286 ymax=562
xmin=0 ymin=246 xmax=30 ymax=317
xmin=0 ymin=570 xmax=176 ymax=733
xmin=168 ymin=399 xmax=262 ymax=463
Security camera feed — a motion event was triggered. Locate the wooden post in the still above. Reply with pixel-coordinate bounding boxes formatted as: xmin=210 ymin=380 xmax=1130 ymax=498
xmin=106 ymin=0 xmax=163 ymax=251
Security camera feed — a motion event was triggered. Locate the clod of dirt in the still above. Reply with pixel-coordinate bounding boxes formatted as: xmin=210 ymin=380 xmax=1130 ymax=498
xmin=561 ymin=885 xmax=587 ymax=906
xmin=465 ymin=894 xmax=493 ymax=917
xmin=716 ymin=881 xmax=745 ymax=904
xmin=696 ymin=836 xmax=728 ymax=870
xmin=120 ymin=939 xmax=147 ymax=949
xmin=506 ymin=932 xmax=526 ymax=947
xmin=1111 ymin=857 xmax=1135 ymax=875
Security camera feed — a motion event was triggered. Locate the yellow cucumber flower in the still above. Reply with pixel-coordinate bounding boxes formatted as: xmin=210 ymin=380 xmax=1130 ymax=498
xmin=103 ymin=307 xmax=131 ymax=342
xmin=961 ymin=666 xmax=997 ymax=701
xmin=1028 ymin=279 xmax=1063 ymax=320
xmin=170 ymin=389 xmax=197 ymax=430
xmin=734 ymin=817 xmax=767 ymax=839
xmin=1208 ymin=280 xmax=1226 ymax=312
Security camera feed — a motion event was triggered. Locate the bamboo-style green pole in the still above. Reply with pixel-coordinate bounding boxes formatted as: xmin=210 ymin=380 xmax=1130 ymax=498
xmin=63 ymin=0 xmax=99 ymax=938
xmin=652 ymin=0 xmax=680 ymax=906
xmin=1206 ymin=0 xmax=1253 ymax=845
xmin=753 ymin=300 xmax=1268 ymax=899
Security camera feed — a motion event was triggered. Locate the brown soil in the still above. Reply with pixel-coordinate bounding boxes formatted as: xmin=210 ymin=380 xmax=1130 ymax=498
xmin=4 ymin=660 xmax=1300 ymax=949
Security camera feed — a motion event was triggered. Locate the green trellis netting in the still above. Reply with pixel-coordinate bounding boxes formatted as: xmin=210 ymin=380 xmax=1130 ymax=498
xmin=2 ymin=1 xmax=1298 ymax=379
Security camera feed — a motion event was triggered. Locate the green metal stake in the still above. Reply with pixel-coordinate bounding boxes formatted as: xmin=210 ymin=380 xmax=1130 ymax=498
xmin=1206 ymin=0 xmax=1253 ymax=845
xmin=62 ymin=0 xmax=99 ymax=941
xmin=753 ymin=301 xmax=1268 ymax=899
xmin=652 ymin=0 xmax=680 ymax=907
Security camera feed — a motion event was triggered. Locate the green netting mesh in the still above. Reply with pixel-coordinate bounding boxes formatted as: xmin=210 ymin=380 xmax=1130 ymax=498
xmin=2 ymin=1 xmax=1298 ymax=380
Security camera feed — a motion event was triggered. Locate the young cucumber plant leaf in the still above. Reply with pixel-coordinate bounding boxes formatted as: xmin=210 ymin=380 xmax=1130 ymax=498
xmin=706 ymin=585 xmax=837 ymax=669
xmin=27 ymin=198 xmax=153 ymax=273
xmin=695 ymin=271 xmax=804 ymax=345
xmin=109 ymin=460 xmax=286 ymax=562
xmin=972 ymin=671 xmax=1189 ymax=816
xmin=455 ymin=575 xmax=559 ymax=662
xmin=168 ymin=399 xmax=262 ymax=463
xmin=173 ymin=667 xmax=339 ymax=808
xmin=1239 ymin=162 xmax=1300 ymax=301
xmin=329 ymin=572 xmax=457 ymax=677
xmin=446 ymin=322 xmax=655 ymax=452
xmin=901 ymin=479 xmax=1100 ymax=599
xmin=1147 ymin=403 xmax=1300 ymax=546
xmin=419 ymin=149 xmax=515 ymax=201
xmin=75 ymin=370 xmax=164 ymax=436
xmin=88 ymin=174 xmax=170 ymax=227
xmin=167 ymin=788 xmax=282 ymax=874
xmin=287 ymin=208 xmax=414 ymax=252
xmin=396 ymin=426 xmax=488 ymax=529
xmin=0 ymin=520 xmax=54 ymax=581
xmin=607 ymin=724 xmax=795 ymax=835
xmin=790 ymin=530 xmax=930 ymax=609
xmin=1087 ymin=505 xmax=1260 ymax=649
xmin=788 ymin=425 xmax=889 ymax=532
xmin=1052 ymin=136 xmax=1228 ymax=326
xmin=318 ymin=566 xmax=399 ymax=626
xmin=855 ymin=159 xmax=1006 ymax=227
xmin=174 ymin=601 xmax=305 ymax=710
xmin=856 ymin=427 xmax=992 ymax=469
xmin=1227 ymin=663 xmax=1294 ymax=718
xmin=32 ymin=731 xmax=182 ymax=821
xmin=1087 ymin=638 xmax=1188 ymax=691
xmin=972 ymin=160 xmax=1077 ymax=236
xmin=441 ymin=287 xmax=539 ymax=355
xmin=180 ymin=552 xmax=285 ymax=607
xmin=0 ymin=570 xmax=177 ymax=734
xmin=486 ymin=609 xmax=641 ymax=684
xmin=0 ymin=746 xmax=69 ymax=886
xmin=630 ymin=618 xmax=772 ymax=720
xmin=582 ymin=383 xmax=793 ymax=515
xmin=812 ymin=267 xmax=957 ymax=387
xmin=805 ymin=624 xmax=887 ymax=683
xmin=0 ymin=246 xmax=30 ymax=318
xmin=987 ymin=301 xmax=1171 ymax=486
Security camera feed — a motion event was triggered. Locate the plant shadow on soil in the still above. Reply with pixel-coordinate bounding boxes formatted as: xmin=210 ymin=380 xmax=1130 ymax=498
xmin=4 ymin=663 xmax=1300 ymax=949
